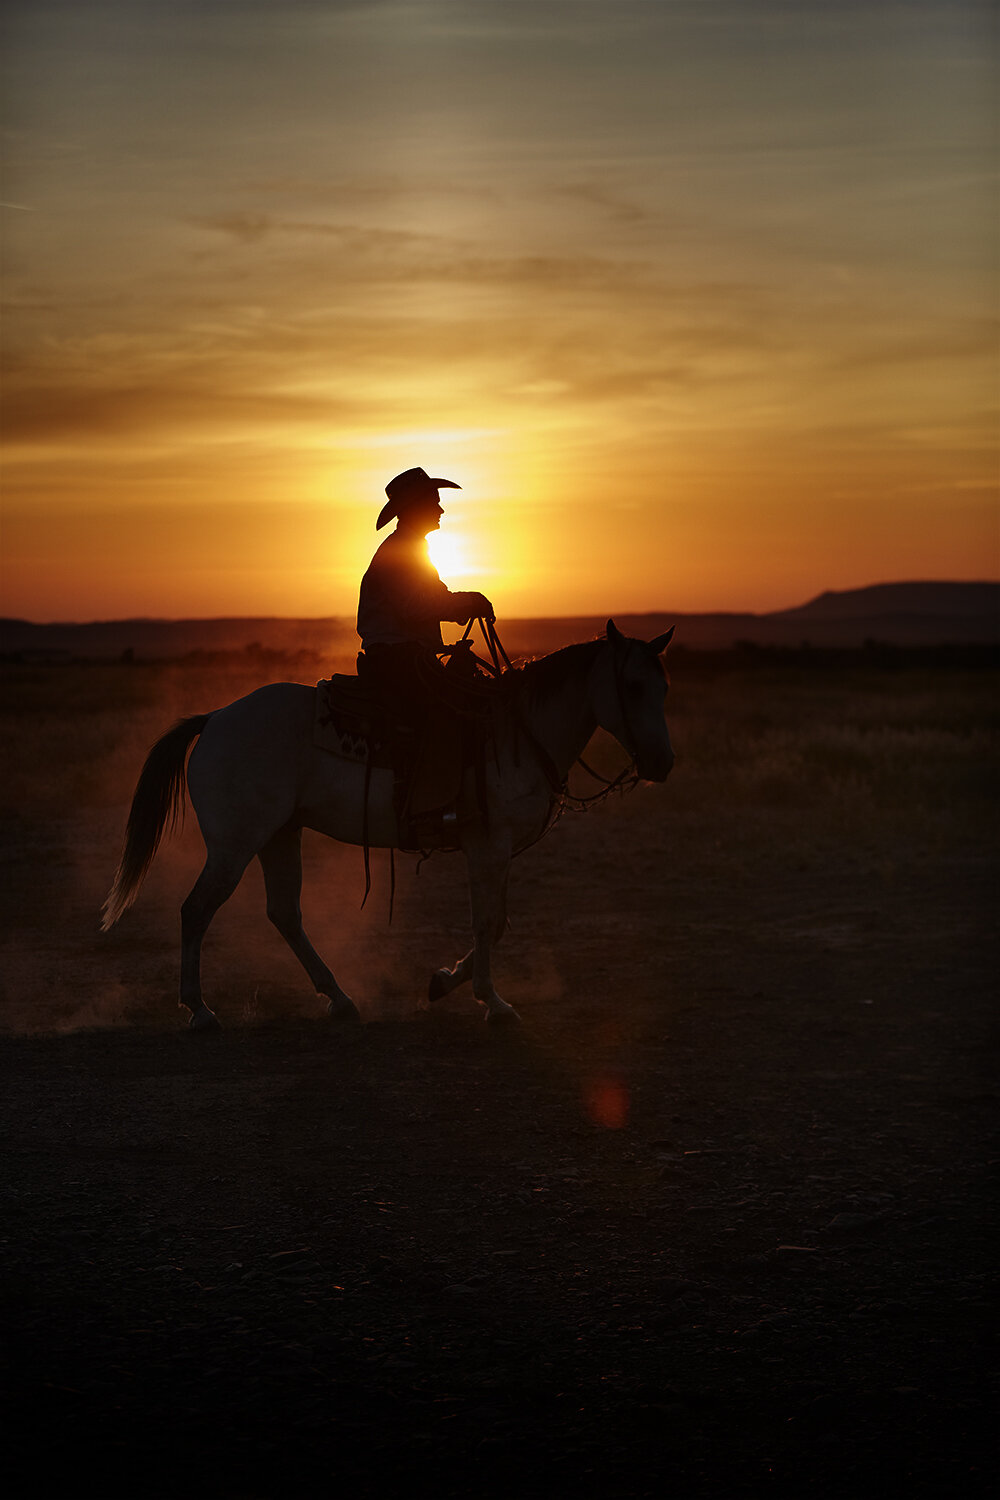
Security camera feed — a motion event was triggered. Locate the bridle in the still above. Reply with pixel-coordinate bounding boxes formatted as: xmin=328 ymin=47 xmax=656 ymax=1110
xmin=454 ymin=619 xmax=643 ymax=814
xmin=372 ymin=621 xmax=651 ymax=909
xmin=609 ymin=635 xmax=644 ymax=764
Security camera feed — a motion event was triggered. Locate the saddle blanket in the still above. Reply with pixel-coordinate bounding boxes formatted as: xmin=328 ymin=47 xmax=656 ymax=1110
xmin=313 ymin=677 xmax=468 ymax=837
xmin=313 ymin=676 xmax=395 ymax=766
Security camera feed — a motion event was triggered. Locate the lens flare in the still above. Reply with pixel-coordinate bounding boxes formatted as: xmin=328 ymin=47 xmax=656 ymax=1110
xmin=583 ymin=1074 xmax=629 ymax=1131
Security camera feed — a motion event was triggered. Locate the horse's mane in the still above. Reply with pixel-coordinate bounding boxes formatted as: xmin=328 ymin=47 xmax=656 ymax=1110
xmin=510 ymin=638 xmax=604 ymax=711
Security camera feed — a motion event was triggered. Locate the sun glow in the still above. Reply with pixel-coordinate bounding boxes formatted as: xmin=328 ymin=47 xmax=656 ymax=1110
xmin=427 ymin=528 xmax=474 ymax=580
xmin=3 ymin=5 xmax=994 ymax=623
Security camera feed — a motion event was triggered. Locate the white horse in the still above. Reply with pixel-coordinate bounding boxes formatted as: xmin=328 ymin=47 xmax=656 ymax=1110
xmin=102 ymin=620 xmax=674 ymax=1028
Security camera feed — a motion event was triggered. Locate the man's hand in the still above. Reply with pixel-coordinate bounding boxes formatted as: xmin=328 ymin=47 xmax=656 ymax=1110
xmin=449 ymin=591 xmax=496 ymax=626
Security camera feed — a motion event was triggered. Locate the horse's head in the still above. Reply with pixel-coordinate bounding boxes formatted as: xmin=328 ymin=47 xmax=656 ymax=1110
xmin=593 ymin=619 xmax=675 ymax=782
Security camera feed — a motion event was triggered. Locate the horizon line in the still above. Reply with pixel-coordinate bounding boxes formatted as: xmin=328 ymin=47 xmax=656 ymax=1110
xmin=4 ymin=578 xmax=999 ymax=630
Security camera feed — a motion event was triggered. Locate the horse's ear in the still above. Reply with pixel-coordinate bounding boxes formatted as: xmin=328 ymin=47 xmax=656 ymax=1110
xmin=606 ymin=618 xmax=624 ymax=643
xmin=649 ymin=625 xmax=674 ymax=655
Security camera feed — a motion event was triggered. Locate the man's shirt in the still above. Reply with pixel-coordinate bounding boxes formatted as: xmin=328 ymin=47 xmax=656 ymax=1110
xmin=357 ymin=529 xmax=478 ymax=651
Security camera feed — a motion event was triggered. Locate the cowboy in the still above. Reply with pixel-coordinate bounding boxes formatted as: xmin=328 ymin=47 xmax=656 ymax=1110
xmin=356 ymin=467 xmax=494 ymax=703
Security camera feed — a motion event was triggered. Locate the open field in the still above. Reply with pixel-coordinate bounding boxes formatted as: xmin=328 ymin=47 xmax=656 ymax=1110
xmin=1 ymin=647 xmax=997 ymax=1495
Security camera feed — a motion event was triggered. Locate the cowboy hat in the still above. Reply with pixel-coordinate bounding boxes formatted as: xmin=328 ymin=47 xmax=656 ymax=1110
xmin=376 ymin=467 xmax=461 ymax=529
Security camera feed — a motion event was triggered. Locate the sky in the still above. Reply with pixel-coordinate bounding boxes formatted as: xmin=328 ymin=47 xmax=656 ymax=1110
xmin=1 ymin=0 xmax=996 ymax=621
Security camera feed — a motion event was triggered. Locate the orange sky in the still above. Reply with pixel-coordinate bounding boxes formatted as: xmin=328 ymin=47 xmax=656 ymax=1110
xmin=2 ymin=0 xmax=996 ymax=621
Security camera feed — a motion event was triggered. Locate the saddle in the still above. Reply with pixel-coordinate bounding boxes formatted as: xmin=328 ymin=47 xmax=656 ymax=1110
xmin=314 ymin=675 xmax=469 ymax=848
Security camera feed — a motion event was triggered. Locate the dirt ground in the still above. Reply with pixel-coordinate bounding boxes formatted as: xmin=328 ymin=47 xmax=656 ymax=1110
xmin=1 ymin=657 xmax=996 ymax=1496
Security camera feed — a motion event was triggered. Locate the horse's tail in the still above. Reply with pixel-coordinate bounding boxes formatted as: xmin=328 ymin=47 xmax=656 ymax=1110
xmin=101 ymin=714 xmax=212 ymax=931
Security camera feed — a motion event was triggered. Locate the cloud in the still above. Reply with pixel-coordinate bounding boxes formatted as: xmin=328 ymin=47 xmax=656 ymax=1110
xmin=2 ymin=246 xmax=791 ymax=454
xmin=550 ymin=180 xmax=654 ymax=229
xmin=2 ymin=380 xmax=341 ymax=442
xmin=15 ymin=204 xmax=966 ymax=461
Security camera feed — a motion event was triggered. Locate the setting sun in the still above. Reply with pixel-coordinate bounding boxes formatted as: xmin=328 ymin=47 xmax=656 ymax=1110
xmin=427 ymin=528 xmax=473 ymax=581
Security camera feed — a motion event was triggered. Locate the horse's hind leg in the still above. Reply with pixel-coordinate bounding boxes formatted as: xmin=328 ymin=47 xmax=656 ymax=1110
xmin=258 ymin=825 xmax=360 ymax=1024
xmin=428 ymin=949 xmax=474 ymax=1003
xmin=180 ymin=851 xmax=252 ymax=1030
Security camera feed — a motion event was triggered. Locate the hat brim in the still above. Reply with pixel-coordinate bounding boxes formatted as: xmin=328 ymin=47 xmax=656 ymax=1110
xmin=376 ymin=477 xmax=461 ymax=530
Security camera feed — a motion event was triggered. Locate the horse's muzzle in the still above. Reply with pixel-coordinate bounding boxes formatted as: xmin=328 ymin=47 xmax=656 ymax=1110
xmin=638 ymin=750 xmax=674 ymax=783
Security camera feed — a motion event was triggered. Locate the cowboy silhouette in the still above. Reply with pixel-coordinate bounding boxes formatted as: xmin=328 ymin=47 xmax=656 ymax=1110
xmin=357 ymin=467 xmax=494 ymax=704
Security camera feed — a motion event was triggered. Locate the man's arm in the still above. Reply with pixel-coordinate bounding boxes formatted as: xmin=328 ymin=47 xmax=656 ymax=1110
xmin=373 ymin=540 xmax=494 ymax=628
xmin=441 ymin=590 xmax=495 ymax=625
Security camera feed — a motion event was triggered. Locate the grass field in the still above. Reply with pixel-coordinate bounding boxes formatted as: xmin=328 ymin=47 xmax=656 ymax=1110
xmin=1 ymin=648 xmax=996 ymax=1031
xmin=1 ymin=645 xmax=996 ymax=1494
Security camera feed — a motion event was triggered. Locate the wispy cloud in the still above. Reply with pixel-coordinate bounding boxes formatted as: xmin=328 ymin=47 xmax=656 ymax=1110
xmin=3 ymin=0 xmax=994 ymax=617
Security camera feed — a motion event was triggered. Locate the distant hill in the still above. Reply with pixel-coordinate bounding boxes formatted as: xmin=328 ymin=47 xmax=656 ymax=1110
xmin=2 ymin=582 xmax=997 ymax=662
xmin=770 ymin=581 xmax=1000 ymax=621
xmin=0 ymin=615 xmax=359 ymax=664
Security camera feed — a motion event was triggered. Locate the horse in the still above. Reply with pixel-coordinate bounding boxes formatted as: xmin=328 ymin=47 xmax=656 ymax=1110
xmin=102 ymin=619 xmax=674 ymax=1028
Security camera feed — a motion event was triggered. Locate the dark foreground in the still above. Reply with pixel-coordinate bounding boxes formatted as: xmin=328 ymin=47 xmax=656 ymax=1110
xmin=1 ymin=660 xmax=996 ymax=1496
xmin=3 ymin=941 xmax=994 ymax=1495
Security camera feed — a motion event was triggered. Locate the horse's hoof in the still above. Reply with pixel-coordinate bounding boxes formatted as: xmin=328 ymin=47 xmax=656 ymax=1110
xmin=188 ymin=1007 xmax=221 ymax=1032
xmin=428 ymin=970 xmax=450 ymax=1003
xmin=326 ymin=997 xmax=361 ymax=1026
xmin=485 ymin=1003 xmax=520 ymax=1026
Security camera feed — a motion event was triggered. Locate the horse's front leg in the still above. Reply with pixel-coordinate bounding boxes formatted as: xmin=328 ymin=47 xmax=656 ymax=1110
xmin=428 ymin=948 xmax=474 ymax=1004
xmin=465 ymin=833 xmax=517 ymax=1025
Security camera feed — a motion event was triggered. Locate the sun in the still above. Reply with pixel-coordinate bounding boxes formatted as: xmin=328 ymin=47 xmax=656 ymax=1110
xmin=427 ymin=528 xmax=470 ymax=578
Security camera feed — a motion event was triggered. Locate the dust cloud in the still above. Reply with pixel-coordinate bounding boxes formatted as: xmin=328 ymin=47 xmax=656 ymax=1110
xmin=8 ymin=635 xmax=993 ymax=1037
xmin=1 ymin=649 xmax=511 ymax=1034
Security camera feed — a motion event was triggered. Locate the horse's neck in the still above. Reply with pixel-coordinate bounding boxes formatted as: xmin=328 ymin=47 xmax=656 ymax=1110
xmin=515 ymin=654 xmax=599 ymax=785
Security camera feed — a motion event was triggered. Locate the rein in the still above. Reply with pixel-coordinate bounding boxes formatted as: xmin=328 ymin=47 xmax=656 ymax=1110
xmin=566 ymin=755 xmax=639 ymax=808
xmin=449 ymin=614 xmax=513 ymax=679
xmin=367 ymin=618 xmax=643 ymax=906
xmin=473 ymin=619 xmax=641 ymax=818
